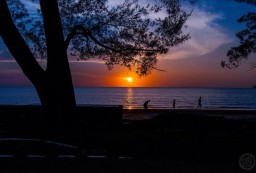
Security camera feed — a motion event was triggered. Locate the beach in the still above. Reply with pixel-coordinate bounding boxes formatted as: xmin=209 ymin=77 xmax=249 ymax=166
xmin=86 ymin=108 xmax=256 ymax=172
xmin=123 ymin=108 xmax=256 ymax=121
xmin=1 ymin=106 xmax=256 ymax=172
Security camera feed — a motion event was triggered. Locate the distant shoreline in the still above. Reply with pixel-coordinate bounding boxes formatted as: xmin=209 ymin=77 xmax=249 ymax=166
xmin=123 ymin=108 xmax=256 ymax=121
xmin=123 ymin=107 xmax=256 ymax=110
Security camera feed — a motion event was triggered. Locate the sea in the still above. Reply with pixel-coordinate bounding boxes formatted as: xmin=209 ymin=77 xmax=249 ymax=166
xmin=0 ymin=86 xmax=256 ymax=110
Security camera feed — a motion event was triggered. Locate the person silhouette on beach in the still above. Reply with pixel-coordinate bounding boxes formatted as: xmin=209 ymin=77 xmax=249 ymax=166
xmin=172 ymin=99 xmax=176 ymax=109
xmin=143 ymin=100 xmax=150 ymax=110
xmin=197 ymin=97 xmax=202 ymax=110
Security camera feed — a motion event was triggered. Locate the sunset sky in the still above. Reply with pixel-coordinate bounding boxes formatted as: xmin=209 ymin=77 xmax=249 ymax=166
xmin=0 ymin=0 xmax=256 ymax=88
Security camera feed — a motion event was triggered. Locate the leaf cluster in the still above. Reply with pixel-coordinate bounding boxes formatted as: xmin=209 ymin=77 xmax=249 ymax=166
xmin=223 ymin=0 xmax=256 ymax=68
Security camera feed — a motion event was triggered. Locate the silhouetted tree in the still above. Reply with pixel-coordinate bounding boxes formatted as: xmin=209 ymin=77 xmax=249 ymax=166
xmin=222 ymin=0 xmax=256 ymax=69
xmin=0 ymin=0 xmax=191 ymax=119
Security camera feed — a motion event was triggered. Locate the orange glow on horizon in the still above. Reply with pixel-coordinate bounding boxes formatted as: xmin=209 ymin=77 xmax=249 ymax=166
xmin=69 ymin=57 xmax=256 ymax=88
xmin=102 ymin=68 xmax=161 ymax=87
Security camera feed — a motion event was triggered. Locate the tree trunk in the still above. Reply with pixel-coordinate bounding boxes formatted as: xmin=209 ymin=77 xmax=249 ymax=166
xmin=0 ymin=0 xmax=76 ymax=121
xmin=40 ymin=0 xmax=76 ymax=119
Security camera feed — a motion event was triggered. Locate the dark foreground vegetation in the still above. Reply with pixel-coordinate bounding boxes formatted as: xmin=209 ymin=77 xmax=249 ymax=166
xmin=0 ymin=106 xmax=256 ymax=173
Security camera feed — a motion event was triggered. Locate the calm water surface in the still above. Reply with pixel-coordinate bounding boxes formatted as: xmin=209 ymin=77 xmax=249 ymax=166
xmin=0 ymin=87 xmax=256 ymax=110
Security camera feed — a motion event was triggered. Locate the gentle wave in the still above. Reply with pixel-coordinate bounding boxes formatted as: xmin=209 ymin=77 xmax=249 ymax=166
xmin=0 ymin=87 xmax=256 ymax=110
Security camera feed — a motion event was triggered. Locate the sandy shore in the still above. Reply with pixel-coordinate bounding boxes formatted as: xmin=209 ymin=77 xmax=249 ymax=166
xmin=123 ymin=108 xmax=256 ymax=121
xmin=1 ymin=106 xmax=256 ymax=172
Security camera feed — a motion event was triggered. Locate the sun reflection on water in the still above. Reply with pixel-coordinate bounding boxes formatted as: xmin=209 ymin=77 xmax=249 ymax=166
xmin=125 ymin=88 xmax=134 ymax=109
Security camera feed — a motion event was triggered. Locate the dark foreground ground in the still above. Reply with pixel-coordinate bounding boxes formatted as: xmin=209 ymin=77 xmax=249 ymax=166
xmin=0 ymin=107 xmax=256 ymax=173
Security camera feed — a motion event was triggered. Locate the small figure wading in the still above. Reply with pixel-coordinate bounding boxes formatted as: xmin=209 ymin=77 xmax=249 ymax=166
xmin=197 ymin=97 xmax=202 ymax=110
xmin=172 ymin=99 xmax=176 ymax=109
xmin=143 ymin=100 xmax=150 ymax=110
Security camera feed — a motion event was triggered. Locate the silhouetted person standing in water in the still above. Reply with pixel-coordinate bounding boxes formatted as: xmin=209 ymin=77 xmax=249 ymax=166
xmin=197 ymin=97 xmax=202 ymax=110
xmin=144 ymin=100 xmax=150 ymax=110
xmin=172 ymin=99 xmax=176 ymax=109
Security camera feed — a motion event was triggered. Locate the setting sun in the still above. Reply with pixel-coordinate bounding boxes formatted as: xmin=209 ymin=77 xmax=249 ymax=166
xmin=127 ymin=77 xmax=133 ymax=83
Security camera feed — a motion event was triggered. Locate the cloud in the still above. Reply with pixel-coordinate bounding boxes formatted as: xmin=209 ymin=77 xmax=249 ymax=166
xmin=106 ymin=1 xmax=235 ymax=60
xmin=0 ymin=51 xmax=14 ymax=60
xmin=0 ymin=39 xmax=13 ymax=61
xmin=1 ymin=1 xmax=233 ymax=62
xmin=21 ymin=0 xmax=39 ymax=10
xmin=21 ymin=0 xmax=40 ymax=16
xmin=165 ymin=7 xmax=233 ymax=60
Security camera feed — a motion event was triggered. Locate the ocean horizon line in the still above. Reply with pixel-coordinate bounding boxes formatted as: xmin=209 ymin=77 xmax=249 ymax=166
xmin=0 ymin=86 xmax=254 ymax=89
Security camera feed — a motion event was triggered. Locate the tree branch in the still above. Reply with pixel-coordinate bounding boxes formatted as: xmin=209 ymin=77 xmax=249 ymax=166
xmin=65 ymin=25 xmax=163 ymax=53
xmin=0 ymin=0 xmax=45 ymax=84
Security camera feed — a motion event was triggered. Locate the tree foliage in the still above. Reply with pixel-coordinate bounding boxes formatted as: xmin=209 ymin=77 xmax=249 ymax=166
xmin=222 ymin=0 xmax=256 ymax=68
xmin=9 ymin=0 xmax=191 ymax=76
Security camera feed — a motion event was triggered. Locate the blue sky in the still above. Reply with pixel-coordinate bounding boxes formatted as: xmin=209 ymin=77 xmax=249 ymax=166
xmin=0 ymin=0 xmax=256 ymax=87
xmin=193 ymin=0 xmax=255 ymax=32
